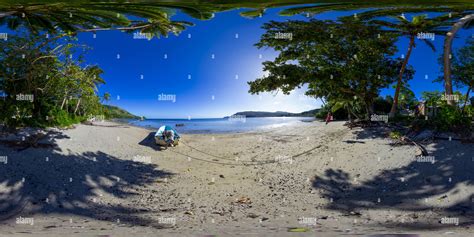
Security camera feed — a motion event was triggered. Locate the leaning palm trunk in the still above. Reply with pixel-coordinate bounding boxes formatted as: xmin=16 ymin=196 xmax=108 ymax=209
xmin=443 ymin=14 xmax=474 ymax=106
xmin=60 ymin=97 xmax=67 ymax=110
xmin=74 ymin=98 xmax=81 ymax=115
xmin=389 ymin=35 xmax=415 ymax=118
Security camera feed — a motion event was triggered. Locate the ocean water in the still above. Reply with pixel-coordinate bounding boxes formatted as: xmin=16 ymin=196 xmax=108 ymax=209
xmin=128 ymin=117 xmax=315 ymax=134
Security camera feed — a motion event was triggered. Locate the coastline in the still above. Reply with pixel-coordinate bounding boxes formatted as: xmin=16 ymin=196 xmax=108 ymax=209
xmin=0 ymin=120 xmax=473 ymax=236
xmin=125 ymin=116 xmax=317 ymax=135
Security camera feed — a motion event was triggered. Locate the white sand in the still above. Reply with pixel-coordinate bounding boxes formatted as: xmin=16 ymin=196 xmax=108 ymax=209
xmin=0 ymin=121 xmax=473 ymax=236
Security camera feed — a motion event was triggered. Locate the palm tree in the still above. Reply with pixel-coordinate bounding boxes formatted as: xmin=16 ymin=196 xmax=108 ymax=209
xmin=282 ymin=5 xmax=473 ymax=107
xmin=370 ymin=14 xmax=451 ymax=118
xmin=443 ymin=12 xmax=474 ymax=106
xmin=0 ymin=2 xmax=197 ymax=38
xmin=451 ymin=38 xmax=474 ymax=113
xmin=102 ymin=92 xmax=111 ymax=105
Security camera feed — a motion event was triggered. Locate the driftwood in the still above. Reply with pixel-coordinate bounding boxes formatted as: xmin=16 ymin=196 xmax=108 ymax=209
xmin=345 ymin=120 xmax=377 ymax=129
xmin=402 ymin=136 xmax=429 ymax=156
xmin=343 ymin=119 xmax=430 ymax=156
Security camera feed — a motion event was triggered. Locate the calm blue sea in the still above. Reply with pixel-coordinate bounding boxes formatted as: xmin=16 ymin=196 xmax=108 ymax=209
xmin=128 ymin=117 xmax=315 ymax=134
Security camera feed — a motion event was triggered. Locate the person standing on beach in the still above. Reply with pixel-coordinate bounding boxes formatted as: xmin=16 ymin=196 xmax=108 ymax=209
xmin=325 ymin=112 xmax=333 ymax=125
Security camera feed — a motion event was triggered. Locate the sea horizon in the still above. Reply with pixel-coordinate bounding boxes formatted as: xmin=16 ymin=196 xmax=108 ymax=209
xmin=127 ymin=116 xmax=315 ymax=134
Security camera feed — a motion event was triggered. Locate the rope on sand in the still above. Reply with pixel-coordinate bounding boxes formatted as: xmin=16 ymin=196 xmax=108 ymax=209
xmin=171 ymin=140 xmax=323 ymax=167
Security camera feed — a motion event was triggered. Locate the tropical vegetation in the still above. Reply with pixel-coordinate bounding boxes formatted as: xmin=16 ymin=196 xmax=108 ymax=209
xmin=0 ymin=33 xmax=138 ymax=128
xmin=0 ymin=1 xmax=472 ymax=135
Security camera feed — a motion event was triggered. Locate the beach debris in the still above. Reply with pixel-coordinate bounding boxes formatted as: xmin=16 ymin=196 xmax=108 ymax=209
xmin=184 ymin=210 xmax=194 ymax=215
xmin=247 ymin=213 xmax=259 ymax=218
xmin=235 ymin=197 xmax=252 ymax=205
xmin=401 ymin=136 xmax=429 ymax=157
xmin=349 ymin=211 xmax=362 ymax=216
xmin=219 ymin=174 xmax=225 ymax=178
xmin=412 ymin=129 xmax=435 ymax=142
xmin=156 ymin=178 xmax=168 ymax=183
xmin=438 ymin=195 xmax=448 ymax=200
xmin=287 ymin=227 xmax=309 ymax=232
xmin=0 ymin=130 xmax=56 ymax=151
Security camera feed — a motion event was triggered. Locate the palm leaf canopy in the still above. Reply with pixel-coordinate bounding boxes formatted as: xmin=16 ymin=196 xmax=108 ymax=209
xmin=0 ymin=0 xmax=472 ymax=38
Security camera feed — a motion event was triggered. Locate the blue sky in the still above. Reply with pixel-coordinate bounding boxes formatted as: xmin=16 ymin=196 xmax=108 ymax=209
xmin=4 ymin=6 xmax=473 ymax=118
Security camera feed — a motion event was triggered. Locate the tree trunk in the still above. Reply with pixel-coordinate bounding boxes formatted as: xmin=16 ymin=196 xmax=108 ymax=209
xmin=347 ymin=107 xmax=352 ymax=123
xmin=389 ymin=35 xmax=415 ymax=118
xmin=60 ymin=97 xmax=67 ymax=110
xmin=443 ymin=14 xmax=474 ymax=106
xmin=74 ymin=98 xmax=81 ymax=115
xmin=364 ymin=101 xmax=374 ymax=120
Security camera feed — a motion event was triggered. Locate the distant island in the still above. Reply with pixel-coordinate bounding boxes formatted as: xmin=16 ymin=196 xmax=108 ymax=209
xmin=228 ymin=109 xmax=320 ymax=118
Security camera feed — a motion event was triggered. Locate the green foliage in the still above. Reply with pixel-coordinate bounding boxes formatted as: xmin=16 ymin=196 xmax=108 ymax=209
xmin=390 ymin=114 xmax=413 ymax=126
xmin=411 ymin=104 xmax=472 ymax=133
xmin=315 ymin=103 xmax=348 ymax=120
xmin=103 ymin=105 xmax=140 ymax=120
xmin=389 ymin=131 xmax=402 ymax=140
xmin=47 ymin=109 xmax=85 ymax=127
xmin=434 ymin=105 xmax=471 ymax=132
xmin=396 ymin=84 xmax=417 ymax=109
xmin=0 ymin=33 xmax=104 ymax=128
xmin=249 ymin=18 xmax=409 ymax=119
xmin=452 ymin=38 xmax=474 ymax=89
xmin=0 ymin=2 xmax=196 ymax=39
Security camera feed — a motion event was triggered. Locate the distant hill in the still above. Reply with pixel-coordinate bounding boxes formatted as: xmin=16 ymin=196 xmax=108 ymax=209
xmin=103 ymin=105 xmax=141 ymax=119
xmin=229 ymin=109 xmax=319 ymax=118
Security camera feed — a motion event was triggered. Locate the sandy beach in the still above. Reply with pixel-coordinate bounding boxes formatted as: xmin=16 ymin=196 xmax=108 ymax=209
xmin=0 ymin=121 xmax=473 ymax=236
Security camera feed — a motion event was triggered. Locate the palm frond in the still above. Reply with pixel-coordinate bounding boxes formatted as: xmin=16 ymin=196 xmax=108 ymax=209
xmin=421 ymin=38 xmax=436 ymax=51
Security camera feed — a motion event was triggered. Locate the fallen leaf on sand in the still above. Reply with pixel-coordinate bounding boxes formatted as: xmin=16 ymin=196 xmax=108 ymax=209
xmin=247 ymin=213 xmax=258 ymax=218
xmin=184 ymin=211 xmax=194 ymax=215
xmin=235 ymin=197 xmax=252 ymax=204
xmin=288 ymin=227 xmax=309 ymax=232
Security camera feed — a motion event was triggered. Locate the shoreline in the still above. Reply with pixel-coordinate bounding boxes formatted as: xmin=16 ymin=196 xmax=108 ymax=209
xmin=123 ymin=116 xmax=318 ymax=135
xmin=0 ymin=120 xmax=473 ymax=236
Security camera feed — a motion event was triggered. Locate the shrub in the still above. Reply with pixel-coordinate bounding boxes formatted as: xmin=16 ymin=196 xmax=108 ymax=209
xmin=433 ymin=105 xmax=471 ymax=133
xmin=389 ymin=131 xmax=402 ymax=140
xmin=47 ymin=109 xmax=85 ymax=127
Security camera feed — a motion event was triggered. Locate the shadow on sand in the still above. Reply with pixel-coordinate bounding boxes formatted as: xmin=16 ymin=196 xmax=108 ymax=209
xmin=138 ymin=132 xmax=167 ymax=151
xmin=0 ymin=131 xmax=173 ymax=228
xmin=312 ymin=126 xmax=474 ymax=230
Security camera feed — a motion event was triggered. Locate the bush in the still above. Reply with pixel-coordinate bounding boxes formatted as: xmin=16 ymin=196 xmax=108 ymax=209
xmin=433 ymin=106 xmax=471 ymax=133
xmin=47 ymin=109 xmax=85 ymax=127
xmin=389 ymin=131 xmax=402 ymax=140
xmin=410 ymin=105 xmax=472 ymax=134
xmin=390 ymin=114 xmax=413 ymax=126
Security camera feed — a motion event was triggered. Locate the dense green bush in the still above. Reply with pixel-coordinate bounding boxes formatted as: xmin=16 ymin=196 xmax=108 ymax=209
xmin=434 ymin=106 xmax=471 ymax=132
xmin=47 ymin=109 xmax=85 ymax=127
xmin=410 ymin=105 xmax=472 ymax=134
xmin=0 ymin=33 xmax=105 ymax=129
